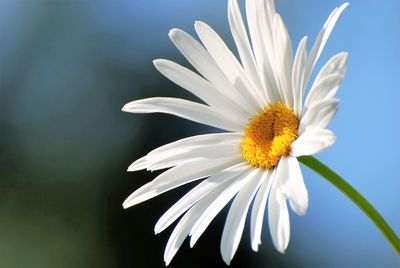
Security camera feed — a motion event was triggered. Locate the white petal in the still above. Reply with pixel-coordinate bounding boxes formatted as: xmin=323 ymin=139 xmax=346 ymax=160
xmin=127 ymin=157 xmax=149 ymax=172
xmin=155 ymin=163 xmax=248 ymax=234
xmin=304 ymin=52 xmax=348 ymax=109
xmin=246 ymin=0 xmax=276 ymax=64
xmin=189 ymin=168 xmax=257 ymax=248
xmin=146 ymin=133 xmax=240 ymax=161
xmin=122 ymin=97 xmax=243 ymax=132
xmin=246 ymin=0 xmax=280 ymax=103
xmin=146 ymin=141 xmax=240 ymax=171
xmin=303 ymin=3 xmax=349 ymax=92
xmin=280 ymin=157 xmax=308 ymax=216
xmin=273 ymin=14 xmax=293 ymax=108
xmin=250 ymin=170 xmax=274 ymax=251
xmin=163 ymin=203 xmax=199 ymax=266
xmin=220 ymin=169 xmax=263 ymax=265
xmin=122 ymin=156 xmax=241 ymax=208
xmin=194 ymin=21 xmax=266 ymax=109
xmin=163 ymin=185 xmax=224 ymax=266
xmin=255 ymin=0 xmax=276 ymax=66
xmin=169 ymin=28 xmax=256 ymax=115
xmin=304 ymin=73 xmax=344 ymax=110
xmin=291 ymin=129 xmax=336 ymax=157
xmin=129 ymin=133 xmax=241 ymax=171
xmin=299 ymin=99 xmax=339 ymax=134
xmin=153 ymin=59 xmax=219 ymax=107
xmin=227 ymin=0 xmax=262 ymax=92
xmin=268 ymin=167 xmax=290 ymax=254
xmin=292 ymin=36 xmax=308 ymax=116
xmin=153 ymin=59 xmax=249 ymax=124
xmin=313 ymin=52 xmax=348 ymax=84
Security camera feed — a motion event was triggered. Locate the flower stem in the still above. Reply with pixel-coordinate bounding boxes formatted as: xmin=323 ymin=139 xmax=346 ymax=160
xmin=298 ymin=155 xmax=400 ymax=255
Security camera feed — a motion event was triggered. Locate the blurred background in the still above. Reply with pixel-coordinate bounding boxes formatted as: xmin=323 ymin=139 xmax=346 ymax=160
xmin=0 ymin=0 xmax=399 ymax=267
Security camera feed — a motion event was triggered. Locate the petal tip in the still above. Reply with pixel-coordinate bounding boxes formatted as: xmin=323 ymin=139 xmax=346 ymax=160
xmin=122 ymin=192 xmax=143 ymax=209
xmin=168 ymin=28 xmax=180 ymax=38
xmin=294 ymin=206 xmax=308 ymax=216
xmin=277 ymin=248 xmax=286 ymax=254
xmin=194 ymin=20 xmax=206 ymax=28
xmin=274 ymin=241 xmax=288 ymax=255
xmin=251 ymin=243 xmax=259 ymax=252
xmin=342 ymin=52 xmax=349 ymax=62
xmin=121 ymin=103 xmax=132 ymax=113
xmin=189 ymin=238 xmax=195 ymax=248
xmin=341 ymin=2 xmax=350 ymax=9
xmin=153 ymin=59 xmax=162 ymax=67
xmin=122 ymin=200 xmax=131 ymax=209
xmin=121 ymin=104 xmax=128 ymax=112
xmin=127 ymin=159 xmax=148 ymax=172
xmin=222 ymin=256 xmax=231 ymax=266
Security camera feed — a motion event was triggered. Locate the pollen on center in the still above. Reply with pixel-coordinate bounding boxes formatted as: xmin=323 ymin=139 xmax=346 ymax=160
xmin=241 ymin=102 xmax=299 ymax=170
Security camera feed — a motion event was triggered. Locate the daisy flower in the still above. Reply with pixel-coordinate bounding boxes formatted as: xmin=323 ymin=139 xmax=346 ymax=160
xmin=123 ymin=0 xmax=348 ymax=265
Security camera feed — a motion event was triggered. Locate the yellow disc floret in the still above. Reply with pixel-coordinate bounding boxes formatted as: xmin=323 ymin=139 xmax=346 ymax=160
xmin=241 ymin=102 xmax=299 ymax=170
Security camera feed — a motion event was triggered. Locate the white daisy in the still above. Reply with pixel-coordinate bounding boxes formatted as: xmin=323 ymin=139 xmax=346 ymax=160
xmin=123 ymin=0 xmax=348 ymax=265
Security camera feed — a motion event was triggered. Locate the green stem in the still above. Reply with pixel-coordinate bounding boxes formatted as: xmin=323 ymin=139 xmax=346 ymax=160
xmin=298 ymin=155 xmax=400 ymax=255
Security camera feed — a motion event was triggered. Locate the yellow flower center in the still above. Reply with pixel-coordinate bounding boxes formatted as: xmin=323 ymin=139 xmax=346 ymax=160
xmin=241 ymin=102 xmax=299 ymax=170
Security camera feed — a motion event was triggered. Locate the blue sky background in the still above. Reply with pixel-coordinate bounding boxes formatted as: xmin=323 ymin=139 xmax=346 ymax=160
xmin=0 ymin=0 xmax=399 ymax=267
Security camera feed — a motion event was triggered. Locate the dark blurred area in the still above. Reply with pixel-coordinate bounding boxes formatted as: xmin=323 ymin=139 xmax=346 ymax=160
xmin=1 ymin=0 xmax=399 ymax=267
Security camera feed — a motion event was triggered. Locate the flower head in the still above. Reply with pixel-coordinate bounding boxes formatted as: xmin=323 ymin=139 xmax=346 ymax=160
xmin=123 ymin=0 xmax=348 ymax=265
